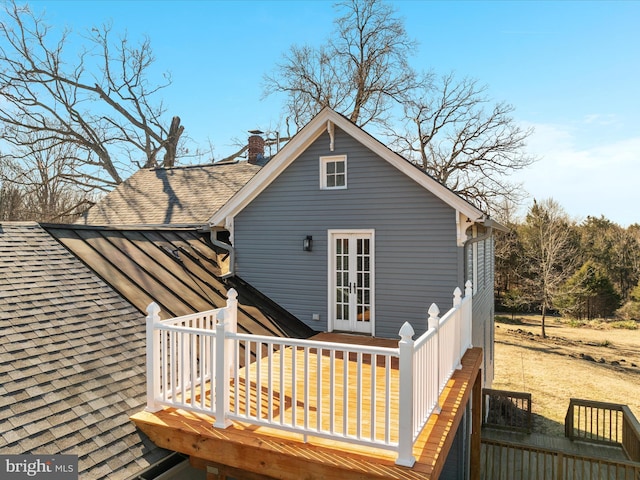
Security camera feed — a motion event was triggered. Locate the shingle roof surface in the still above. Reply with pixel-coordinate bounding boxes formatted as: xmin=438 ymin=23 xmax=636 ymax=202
xmin=0 ymin=222 xmax=170 ymax=479
xmin=77 ymin=161 xmax=261 ymax=225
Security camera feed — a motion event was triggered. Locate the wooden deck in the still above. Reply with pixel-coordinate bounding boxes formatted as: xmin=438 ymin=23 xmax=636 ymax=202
xmin=131 ymin=343 xmax=483 ymax=479
xmin=482 ymin=429 xmax=630 ymax=462
xmin=481 ymin=429 xmax=640 ymax=480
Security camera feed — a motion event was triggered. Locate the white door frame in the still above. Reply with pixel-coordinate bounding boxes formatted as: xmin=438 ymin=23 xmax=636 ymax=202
xmin=327 ymin=229 xmax=375 ymax=335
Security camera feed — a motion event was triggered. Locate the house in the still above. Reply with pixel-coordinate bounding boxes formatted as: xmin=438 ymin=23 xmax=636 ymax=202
xmin=129 ymin=108 xmax=504 ymax=479
xmin=2 ymin=107 xmax=503 ymax=479
xmin=0 ymin=222 xmax=313 ymax=479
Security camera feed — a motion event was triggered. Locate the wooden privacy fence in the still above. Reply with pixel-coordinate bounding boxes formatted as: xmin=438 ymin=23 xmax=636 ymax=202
xmin=144 ymin=283 xmax=474 ymax=467
xmin=565 ymin=398 xmax=640 ymax=462
xmin=481 ymin=438 xmax=640 ymax=480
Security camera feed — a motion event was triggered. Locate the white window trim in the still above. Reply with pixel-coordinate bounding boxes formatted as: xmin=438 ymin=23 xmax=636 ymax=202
xmin=319 ymin=155 xmax=347 ymax=190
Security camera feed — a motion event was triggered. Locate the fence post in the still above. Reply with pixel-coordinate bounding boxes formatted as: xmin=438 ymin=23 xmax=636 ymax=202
xmin=453 ymin=287 xmax=463 ymax=370
xmin=214 ymin=309 xmax=232 ymax=428
xmin=145 ymin=303 xmax=162 ymax=412
xmin=428 ymin=303 xmax=442 ymax=414
xmin=396 ymin=321 xmax=416 ymax=467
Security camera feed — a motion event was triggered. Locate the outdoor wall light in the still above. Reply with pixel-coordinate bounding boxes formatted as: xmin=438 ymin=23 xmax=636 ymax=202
xmin=303 ymin=235 xmax=313 ymax=252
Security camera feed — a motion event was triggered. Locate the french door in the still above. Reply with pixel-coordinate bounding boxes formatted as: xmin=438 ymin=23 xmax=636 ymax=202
xmin=329 ymin=230 xmax=374 ymax=334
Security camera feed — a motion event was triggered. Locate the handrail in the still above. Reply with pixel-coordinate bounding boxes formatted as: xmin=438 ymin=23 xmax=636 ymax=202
xmin=565 ymin=398 xmax=640 ymax=462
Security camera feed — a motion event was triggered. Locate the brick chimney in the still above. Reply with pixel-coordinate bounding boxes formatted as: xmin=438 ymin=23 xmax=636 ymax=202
xmin=248 ymin=130 xmax=265 ymax=164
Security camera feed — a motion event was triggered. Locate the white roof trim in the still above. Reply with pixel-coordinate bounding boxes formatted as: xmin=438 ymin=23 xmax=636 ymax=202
xmin=209 ymin=108 xmax=487 ymax=227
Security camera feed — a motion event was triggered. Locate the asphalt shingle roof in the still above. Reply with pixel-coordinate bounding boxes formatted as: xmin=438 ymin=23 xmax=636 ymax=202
xmin=77 ymin=161 xmax=261 ymax=226
xmin=0 ymin=222 xmax=170 ymax=479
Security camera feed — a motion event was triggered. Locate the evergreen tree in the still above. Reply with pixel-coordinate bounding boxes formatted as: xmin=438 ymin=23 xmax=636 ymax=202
xmin=559 ymin=261 xmax=620 ymax=320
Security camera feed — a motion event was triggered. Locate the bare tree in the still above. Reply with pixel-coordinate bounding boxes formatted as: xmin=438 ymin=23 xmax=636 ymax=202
xmin=0 ymin=135 xmax=94 ymax=221
xmin=264 ymin=0 xmax=535 ymax=211
xmin=264 ymin=0 xmax=417 ymax=130
xmin=395 ymin=73 xmax=535 ymax=213
xmin=518 ymin=199 xmax=578 ymax=337
xmin=0 ymin=182 xmax=24 ymax=220
xmin=0 ymin=0 xmax=184 ymax=193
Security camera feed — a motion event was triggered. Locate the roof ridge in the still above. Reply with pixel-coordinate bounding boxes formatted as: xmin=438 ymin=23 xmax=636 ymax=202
xmin=146 ymin=160 xmax=250 ymax=172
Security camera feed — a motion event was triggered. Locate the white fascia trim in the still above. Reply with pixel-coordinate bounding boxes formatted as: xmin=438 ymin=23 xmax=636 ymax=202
xmin=334 ymin=119 xmax=485 ymax=222
xmin=209 ymin=107 xmax=486 ymax=226
xmin=209 ymin=110 xmax=333 ymax=227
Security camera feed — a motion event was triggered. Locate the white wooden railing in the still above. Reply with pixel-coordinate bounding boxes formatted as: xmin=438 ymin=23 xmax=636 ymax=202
xmin=145 ymin=282 xmax=473 ymax=468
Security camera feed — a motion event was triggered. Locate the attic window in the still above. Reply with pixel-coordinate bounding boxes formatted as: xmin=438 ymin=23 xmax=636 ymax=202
xmin=320 ymin=155 xmax=347 ymax=190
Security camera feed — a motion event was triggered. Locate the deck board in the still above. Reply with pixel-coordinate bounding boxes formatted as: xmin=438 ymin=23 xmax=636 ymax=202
xmin=131 ymin=344 xmax=483 ymax=479
xmin=482 ymin=428 xmax=630 ymax=462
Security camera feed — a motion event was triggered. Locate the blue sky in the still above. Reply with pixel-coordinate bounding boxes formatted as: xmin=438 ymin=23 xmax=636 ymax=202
xmin=29 ymin=0 xmax=640 ymax=226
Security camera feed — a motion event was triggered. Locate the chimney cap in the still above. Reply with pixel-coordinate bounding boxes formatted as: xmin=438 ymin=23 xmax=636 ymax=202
xmin=248 ymin=129 xmax=264 ymax=135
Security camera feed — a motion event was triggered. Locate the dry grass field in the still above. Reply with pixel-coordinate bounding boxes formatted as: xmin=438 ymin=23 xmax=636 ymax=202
xmin=492 ymin=315 xmax=640 ymax=437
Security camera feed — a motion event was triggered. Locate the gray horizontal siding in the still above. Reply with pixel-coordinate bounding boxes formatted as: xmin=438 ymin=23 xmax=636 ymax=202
xmin=469 ymin=236 xmax=495 ymax=386
xmin=234 ymin=127 xmax=463 ymax=338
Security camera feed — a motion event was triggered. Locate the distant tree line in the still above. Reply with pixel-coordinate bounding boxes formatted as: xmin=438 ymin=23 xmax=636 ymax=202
xmin=496 ymin=199 xmax=640 ymax=336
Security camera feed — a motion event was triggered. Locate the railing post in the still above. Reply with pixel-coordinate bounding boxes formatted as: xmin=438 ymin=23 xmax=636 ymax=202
xmin=565 ymin=399 xmax=574 ymax=440
xmin=464 ymin=280 xmax=473 ymax=350
xmin=214 ymin=309 xmax=232 ymax=428
xmin=396 ymin=322 xmax=416 ymax=467
xmin=453 ymin=287 xmax=463 ymax=370
xmin=453 ymin=286 xmax=462 ymax=308
xmin=428 ymin=303 xmax=442 ymax=414
xmin=225 ymin=289 xmax=238 ymax=377
xmin=145 ymin=303 xmax=162 ymax=412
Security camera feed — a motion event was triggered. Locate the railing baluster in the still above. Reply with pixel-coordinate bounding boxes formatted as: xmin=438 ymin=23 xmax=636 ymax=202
xmin=292 ymin=345 xmax=297 ymax=428
xmin=356 ymin=351 xmax=362 ymax=439
xmin=169 ymin=330 xmax=175 ymax=402
xmin=279 ymin=344 xmax=285 ymax=426
xmin=304 ymin=346 xmax=309 ymax=431
xmin=329 ymin=349 xmax=335 ymax=434
xmin=210 ymin=330 xmax=216 ymax=414
xmin=370 ymin=352 xmax=376 ymax=442
xmin=342 ymin=349 xmax=348 ymax=437
xmin=385 ymin=354 xmax=391 ymax=445
xmin=256 ymin=340 xmax=262 ymax=420
xmin=316 ymin=346 xmax=322 ymax=433
xmin=267 ymin=341 xmax=273 ymax=423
